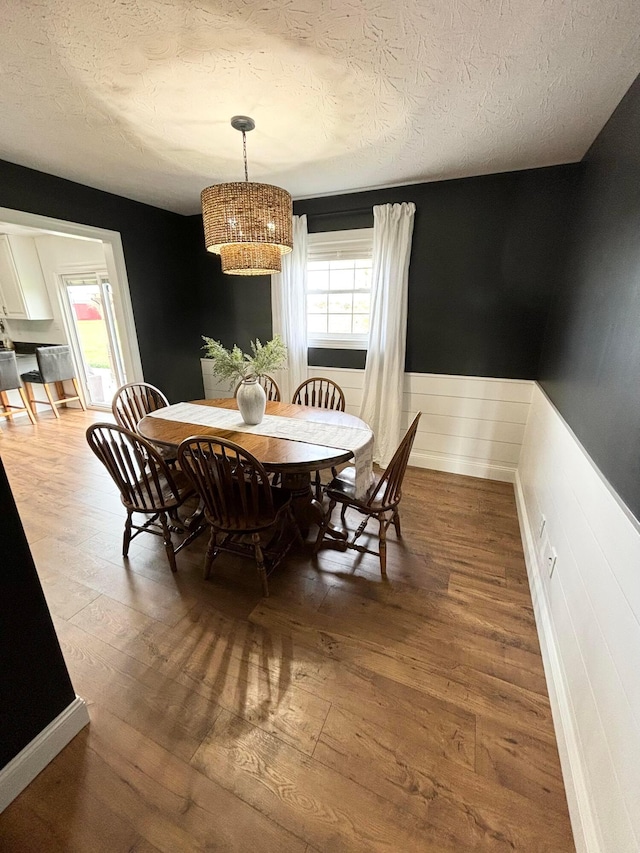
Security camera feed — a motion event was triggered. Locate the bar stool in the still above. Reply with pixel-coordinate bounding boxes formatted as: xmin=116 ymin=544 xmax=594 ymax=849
xmin=21 ymin=345 xmax=87 ymax=419
xmin=0 ymin=351 xmax=36 ymax=424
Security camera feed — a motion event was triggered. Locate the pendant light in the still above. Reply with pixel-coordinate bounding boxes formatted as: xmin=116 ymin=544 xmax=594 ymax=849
xmin=201 ymin=116 xmax=293 ymax=275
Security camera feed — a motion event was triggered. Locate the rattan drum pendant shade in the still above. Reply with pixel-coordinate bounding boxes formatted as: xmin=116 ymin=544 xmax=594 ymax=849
xmin=201 ymin=117 xmax=292 ymax=276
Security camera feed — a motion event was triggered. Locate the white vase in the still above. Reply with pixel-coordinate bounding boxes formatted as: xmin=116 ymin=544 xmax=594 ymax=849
xmin=236 ymin=377 xmax=266 ymax=425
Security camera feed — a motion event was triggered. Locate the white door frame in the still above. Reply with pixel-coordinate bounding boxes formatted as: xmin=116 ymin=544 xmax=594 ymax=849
xmin=58 ymin=267 xmax=128 ymax=408
xmin=0 ymin=207 xmax=144 ymax=384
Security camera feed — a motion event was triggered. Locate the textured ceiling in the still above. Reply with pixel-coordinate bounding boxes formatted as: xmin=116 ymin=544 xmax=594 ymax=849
xmin=1 ymin=0 xmax=639 ymax=214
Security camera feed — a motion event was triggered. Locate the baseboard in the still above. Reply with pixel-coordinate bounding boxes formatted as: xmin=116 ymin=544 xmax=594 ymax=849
xmin=409 ymin=449 xmax=516 ymax=482
xmin=0 ymin=696 xmax=90 ymax=813
xmin=514 ymin=472 xmax=601 ymax=853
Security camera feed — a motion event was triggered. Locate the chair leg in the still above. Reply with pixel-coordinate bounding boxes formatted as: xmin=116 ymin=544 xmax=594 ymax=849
xmin=314 ymin=498 xmax=336 ymax=552
xmin=252 ymin=532 xmax=269 ymax=597
xmin=203 ymin=529 xmax=217 ymax=579
xmin=314 ymin=470 xmax=322 ymax=500
xmin=392 ymin=509 xmax=402 ymax=538
xmin=55 ymin=381 xmax=66 ymax=406
xmin=378 ymin=514 xmax=388 ymax=577
xmin=43 ymin=383 xmax=60 ymax=418
xmin=23 ymin=383 xmax=37 ymax=417
xmin=159 ymin=512 xmax=177 ymax=572
xmin=72 ymin=377 xmax=87 ymax=410
xmin=18 ymin=387 xmax=37 ymax=424
xmin=0 ymin=391 xmax=13 ymax=421
xmin=122 ymin=510 xmax=133 ymax=557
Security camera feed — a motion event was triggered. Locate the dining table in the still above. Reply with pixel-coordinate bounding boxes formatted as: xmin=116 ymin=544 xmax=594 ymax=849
xmin=138 ymin=398 xmax=374 ymax=537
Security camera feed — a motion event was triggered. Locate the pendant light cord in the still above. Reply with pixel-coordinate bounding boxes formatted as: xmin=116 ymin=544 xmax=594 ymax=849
xmin=242 ymin=131 xmax=249 ymax=182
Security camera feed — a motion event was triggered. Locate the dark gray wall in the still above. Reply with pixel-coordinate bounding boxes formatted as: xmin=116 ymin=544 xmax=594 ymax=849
xmin=298 ymin=167 xmax=580 ymax=377
xmin=0 ymin=458 xmax=76 ymax=767
xmin=0 ymin=159 xmax=204 ymax=402
xmin=187 ymin=215 xmax=273 ymax=354
xmin=539 ymin=74 xmax=640 ymax=520
xmin=191 ymin=165 xmax=579 ymax=378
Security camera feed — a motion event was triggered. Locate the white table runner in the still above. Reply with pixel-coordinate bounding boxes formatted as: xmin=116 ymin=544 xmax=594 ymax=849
xmin=148 ymin=403 xmax=374 ymax=498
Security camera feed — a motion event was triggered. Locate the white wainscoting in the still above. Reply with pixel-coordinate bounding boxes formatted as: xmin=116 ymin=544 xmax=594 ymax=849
xmin=201 ymin=359 xmax=236 ymax=400
xmin=201 ymin=360 xmax=532 ymax=482
xmin=516 ymin=384 xmax=640 ymax=853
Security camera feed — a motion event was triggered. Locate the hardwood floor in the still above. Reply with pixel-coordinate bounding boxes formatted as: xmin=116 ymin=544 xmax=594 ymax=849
xmin=0 ymin=409 xmax=575 ymax=852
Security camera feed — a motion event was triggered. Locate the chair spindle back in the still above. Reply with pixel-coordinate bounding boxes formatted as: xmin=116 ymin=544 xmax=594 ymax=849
xmin=234 ymin=374 xmax=281 ymax=402
xmin=112 ymin=382 xmax=170 ymax=433
xmin=370 ymin=413 xmax=421 ymax=509
xmin=178 ymin=437 xmax=275 ymax=530
xmin=292 ymin=377 xmax=345 ymax=411
xmin=86 ymin=423 xmax=180 ymax=511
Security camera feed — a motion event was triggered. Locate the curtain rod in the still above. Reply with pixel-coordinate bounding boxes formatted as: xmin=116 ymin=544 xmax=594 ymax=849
xmin=301 ymin=207 xmax=373 ymax=218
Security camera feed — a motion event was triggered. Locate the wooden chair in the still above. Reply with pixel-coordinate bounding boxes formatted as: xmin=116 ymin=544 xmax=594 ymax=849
xmin=0 ymin=351 xmax=36 ymax=424
xmin=177 ymin=436 xmax=300 ymax=596
xmin=21 ymin=345 xmax=86 ymax=418
xmin=314 ymin=413 xmax=422 ymax=576
xmin=86 ymin=423 xmax=198 ymax=572
xmin=291 ymin=377 xmax=346 ymax=496
xmin=112 ymin=382 xmax=170 ymax=430
xmin=292 ymin=377 xmax=345 ymax=411
xmin=112 ymin=381 xmax=176 ymax=464
xmin=234 ymin=374 xmax=281 ymax=402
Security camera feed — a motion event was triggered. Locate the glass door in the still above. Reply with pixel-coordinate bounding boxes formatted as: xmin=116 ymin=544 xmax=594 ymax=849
xmin=61 ymin=273 xmax=127 ymax=407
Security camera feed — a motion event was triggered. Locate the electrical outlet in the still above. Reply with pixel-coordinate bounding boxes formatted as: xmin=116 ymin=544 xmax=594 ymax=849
xmin=541 ymin=537 xmax=557 ymax=577
xmin=538 ymin=514 xmax=546 ymax=538
xmin=547 ymin=547 xmax=557 ymax=578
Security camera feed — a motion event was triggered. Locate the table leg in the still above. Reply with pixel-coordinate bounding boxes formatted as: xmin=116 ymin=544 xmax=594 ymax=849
xmin=280 ymin=471 xmax=348 ymax=541
xmin=280 ymin=472 xmax=321 ymax=538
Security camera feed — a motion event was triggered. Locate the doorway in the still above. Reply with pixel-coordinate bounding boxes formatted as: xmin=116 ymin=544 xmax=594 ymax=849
xmin=0 ymin=207 xmax=143 ymax=413
xmin=61 ymin=272 xmax=127 ymax=407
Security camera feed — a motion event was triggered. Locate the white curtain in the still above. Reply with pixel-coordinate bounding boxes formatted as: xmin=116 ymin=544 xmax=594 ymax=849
xmin=359 ymin=202 xmax=416 ymax=466
xmin=271 ymin=214 xmax=308 ymax=402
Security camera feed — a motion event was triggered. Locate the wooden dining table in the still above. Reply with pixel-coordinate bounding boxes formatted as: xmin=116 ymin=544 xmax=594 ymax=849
xmin=138 ymin=398 xmax=371 ymax=537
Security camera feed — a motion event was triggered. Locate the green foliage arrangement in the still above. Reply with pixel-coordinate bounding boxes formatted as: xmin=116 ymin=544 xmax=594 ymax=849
xmin=201 ymin=334 xmax=288 ymax=386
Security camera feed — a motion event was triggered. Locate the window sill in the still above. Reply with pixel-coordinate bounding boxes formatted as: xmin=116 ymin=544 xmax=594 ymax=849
xmin=307 ymin=336 xmax=368 ymax=351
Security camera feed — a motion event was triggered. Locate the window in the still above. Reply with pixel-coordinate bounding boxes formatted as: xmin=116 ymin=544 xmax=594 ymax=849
xmin=306 ymin=228 xmax=373 ymax=349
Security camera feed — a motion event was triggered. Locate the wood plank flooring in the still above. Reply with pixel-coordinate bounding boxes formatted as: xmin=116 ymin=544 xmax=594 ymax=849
xmin=0 ymin=409 xmax=575 ymax=852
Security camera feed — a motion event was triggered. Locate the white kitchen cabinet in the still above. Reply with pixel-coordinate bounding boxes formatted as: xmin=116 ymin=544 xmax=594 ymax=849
xmin=0 ymin=235 xmax=53 ymax=320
